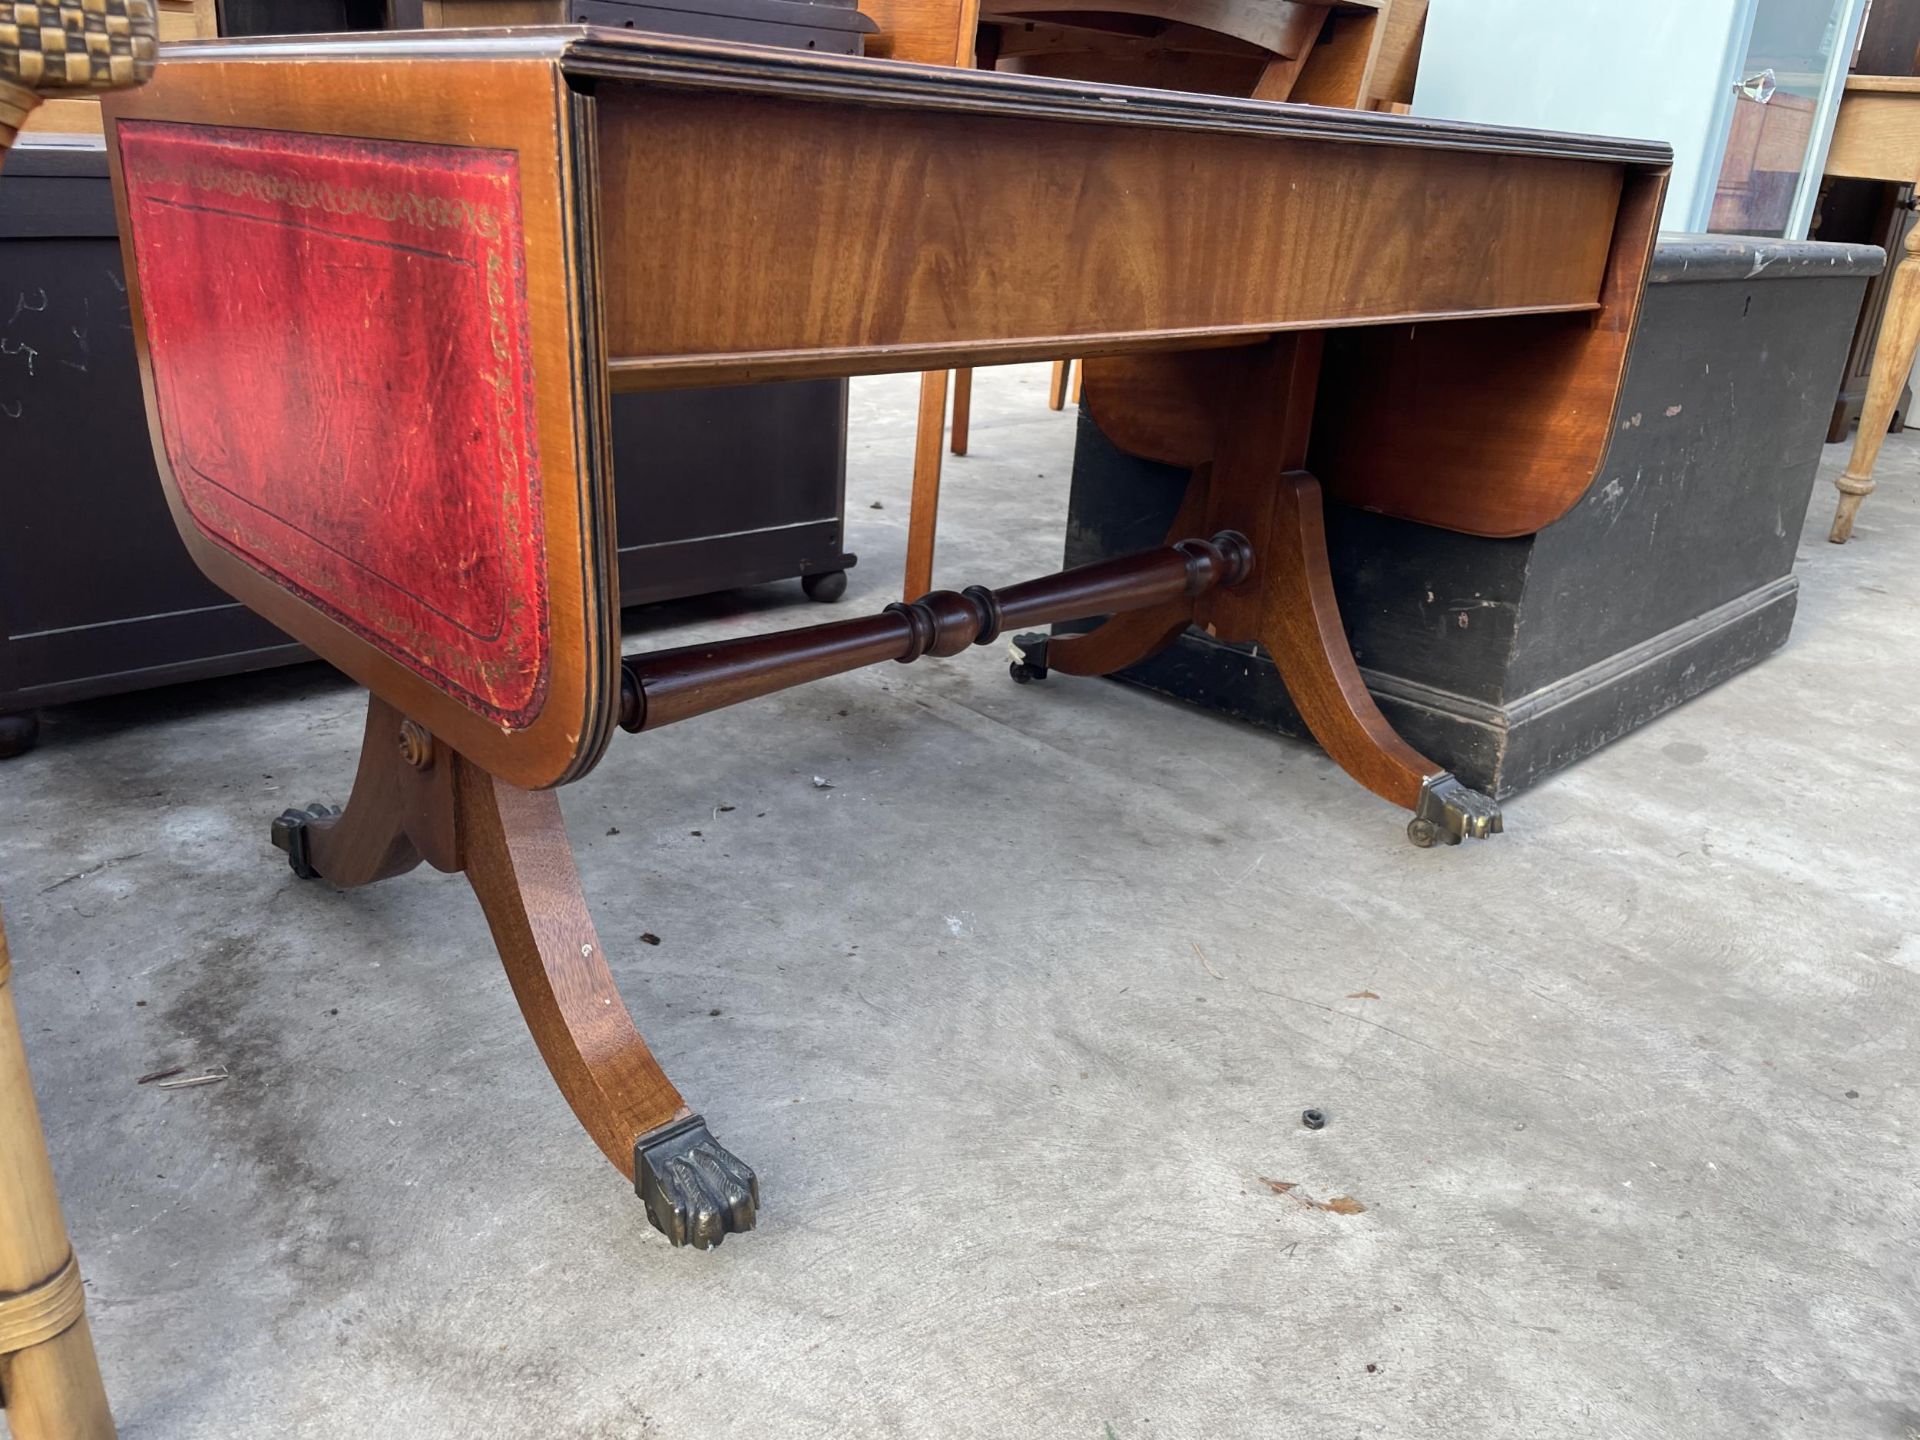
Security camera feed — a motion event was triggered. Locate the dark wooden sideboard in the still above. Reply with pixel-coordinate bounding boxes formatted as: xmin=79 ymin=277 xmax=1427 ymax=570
xmin=0 ymin=0 xmax=864 ymax=757
xmin=0 ymin=139 xmax=309 ymax=757
xmin=0 ymin=140 xmax=855 ymax=755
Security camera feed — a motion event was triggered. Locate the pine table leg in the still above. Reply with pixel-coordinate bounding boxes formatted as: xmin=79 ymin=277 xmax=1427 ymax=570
xmin=1833 ymin=224 xmax=1920 ymax=543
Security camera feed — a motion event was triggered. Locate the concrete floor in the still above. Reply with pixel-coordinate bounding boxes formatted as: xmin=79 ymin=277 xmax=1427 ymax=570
xmin=1 ymin=364 xmax=1916 ymax=1439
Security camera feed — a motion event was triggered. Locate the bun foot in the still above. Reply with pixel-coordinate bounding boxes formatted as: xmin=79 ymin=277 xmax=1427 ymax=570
xmin=635 ymin=1114 xmax=759 ymax=1249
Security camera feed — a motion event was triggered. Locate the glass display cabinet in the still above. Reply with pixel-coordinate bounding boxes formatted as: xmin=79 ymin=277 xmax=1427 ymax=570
xmin=1413 ymin=0 xmax=1869 ymax=238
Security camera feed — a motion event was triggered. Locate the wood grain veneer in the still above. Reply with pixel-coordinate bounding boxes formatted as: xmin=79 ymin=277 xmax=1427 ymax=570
xmin=594 ymin=84 xmax=1625 ymax=385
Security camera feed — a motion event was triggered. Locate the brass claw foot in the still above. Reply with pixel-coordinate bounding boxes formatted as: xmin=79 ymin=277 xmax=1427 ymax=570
xmin=1406 ymin=773 xmax=1503 ymax=848
xmin=634 ymin=1115 xmax=759 ymax=1250
xmin=270 ymin=802 xmax=343 ymax=878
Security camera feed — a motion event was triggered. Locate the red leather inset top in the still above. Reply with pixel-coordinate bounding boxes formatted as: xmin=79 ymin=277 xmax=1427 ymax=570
xmin=119 ymin=120 xmax=551 ymax=728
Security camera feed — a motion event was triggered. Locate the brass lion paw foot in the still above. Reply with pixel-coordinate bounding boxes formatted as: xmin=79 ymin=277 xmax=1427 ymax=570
xmin=270 ymin=802 xmax=343 ymax=878
xmin=1406 ymin=773 xmax=1503 ymax=847
xmin=634 ymin=1114 xmax=759 ymax=1249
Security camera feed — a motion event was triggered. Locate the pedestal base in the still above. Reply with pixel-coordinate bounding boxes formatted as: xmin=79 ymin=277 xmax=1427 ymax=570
xmin=1059 ymin=237 xmax=1876 ymax=798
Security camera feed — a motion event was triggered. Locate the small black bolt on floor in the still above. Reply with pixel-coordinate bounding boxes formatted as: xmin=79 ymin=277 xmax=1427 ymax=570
xmin=1301 ymin=1108 xmax=1327 ymax=1130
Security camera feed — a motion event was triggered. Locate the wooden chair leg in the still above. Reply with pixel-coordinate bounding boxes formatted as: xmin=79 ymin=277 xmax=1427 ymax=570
xmin=268 ymin=696 xmax=755 ymax=1247
xmin=949 ymin=366 xmax=972 ymax=455
xmin=905 ymin=370 xmax=948 ymax=599
xmin=1832 ymin=223 xmax=1920 ymax=543
xmin=0 ymin=918 xmax=115 ymax=1440
xmin=1047 ymin=359 xmax=1070 ymax=410
xmin=1068 ymin=359 xmax=1083 ymax=406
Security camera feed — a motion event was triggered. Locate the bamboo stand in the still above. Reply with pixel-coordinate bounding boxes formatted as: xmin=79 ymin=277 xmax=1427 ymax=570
xmin=0 ymin=918 xmax=114 ymax=1440
xmin=1 ymin=1 xmax=157 ymax=1424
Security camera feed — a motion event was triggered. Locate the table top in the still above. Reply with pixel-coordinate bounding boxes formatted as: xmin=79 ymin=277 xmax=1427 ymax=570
xmin=102 ymin=27 xmax=1670 ymax=790
xmin=159 ymin=26 xmax=1668 ymax=168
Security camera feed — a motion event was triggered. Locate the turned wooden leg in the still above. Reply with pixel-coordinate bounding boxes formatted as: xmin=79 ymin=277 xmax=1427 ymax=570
xmin=0 ymin=918 xmax=115 ymax=1440
xmin=949 ymin=367 xmax=972 ymax=456
xmin=905 ymin=370 xmax=949 ymax=599
xmin=269 ymin=695 xmax=756 ymax=1247
xmin=1833 ymin=224 xmax=1920 ymax=543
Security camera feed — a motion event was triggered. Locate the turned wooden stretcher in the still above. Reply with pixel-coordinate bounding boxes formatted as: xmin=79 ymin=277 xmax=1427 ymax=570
xmin=100 ymin=29 xmax=1667 ymax=1248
